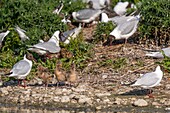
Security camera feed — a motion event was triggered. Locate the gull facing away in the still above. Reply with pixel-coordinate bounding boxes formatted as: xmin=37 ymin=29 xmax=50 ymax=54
xmin=101 ymin=12 xmax=134 ymax=25
xmin=131 ymin=66 xmax=163 ymax=97
xmin=72 ymin=8 xmax=102 ymax=25
xmin=108 ymin=14 xmax=140 ymax=45
xmin=0 ymin=30 xmax=10 ymax=49
xmin=145 ymin=47 xmax=170 ymax=58
xmin=15 ymin=26 xmax=29 ymax=41
xmin=4 ymin=53 xmax=34 ymax=87
xmin=59 ymin=24 xmax=82 ymax=44
xmin=53 ymin=2 xmax=64 ymax=15
xmin=87 ymin=0 xmax=110 ymax=10
xmin=28 ymin=31 xmax=61 ymax=55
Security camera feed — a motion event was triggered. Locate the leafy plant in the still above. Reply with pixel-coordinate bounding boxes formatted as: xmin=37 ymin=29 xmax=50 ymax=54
xmin=93 ymin=22 xmax=115 ymax=44
xmin=138 ymin=0 xmax=170 ymax=45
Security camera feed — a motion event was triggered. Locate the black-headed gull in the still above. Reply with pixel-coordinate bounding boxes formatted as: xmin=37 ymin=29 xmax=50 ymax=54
xmin=108 ymin=14 xmax=140 ymax=45
xmin=53 ymin=2 xmax=64 ymax=15
xmin=59 ymin=24 xmax=82 ymax=44
xmin=15 ymin=26 xmax=29 ymax=41
xmin=4 ymin=53 xmax=34 ymax=87
xmin=113 ymin=1 xmax=135 ymax=16
xmin=28 ymin=31 xmax=61 ymax=55
xmin=145 ymin=47 xmax=170 ymax=58
xmin=101 ymin=12 xmax=134 ymax=25
xmin=87 ymin=0 xmax=110 ymax=10
xmin=131 ymin=65 xmax=163 ymax=97
xmin=72 ymin=8 xmax=102 ymax=25
xmin=0 ymin=30 xmax=10 ymax=49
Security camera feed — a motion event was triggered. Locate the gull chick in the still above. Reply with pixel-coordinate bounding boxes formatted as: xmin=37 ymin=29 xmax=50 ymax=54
xmin=131 ymin=66 xmax=163 ymax=97
xmin=4 ymin=53 xmax=35 ymax=87
xmin=54 ymin=61 xmax=67 ymax=86
xmin=15 ymin=26 xmax=29 ymax=41
xmin=67 ymin=63 xmax=77 ymax=86
xmin=0 ymin=30 xmax=10 ymax=49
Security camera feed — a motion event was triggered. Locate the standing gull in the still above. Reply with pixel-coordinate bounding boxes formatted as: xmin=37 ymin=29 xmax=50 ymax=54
xmin=131 ymin=66 xmax=163 ymax=97
xmin=108 ymin=14 xmax=140 ymax=45
xmin=15 ymin=26 xmax=29 ymax=41
xmin=0 ymin=30 xmax=10 ymax=49
xmin=28 ymin=31 xmax=61 ymax=55
xmin=4 ymin=53 xmax=34 ymax=87
xmin=145 ymin=47 xmax=170 ymax=58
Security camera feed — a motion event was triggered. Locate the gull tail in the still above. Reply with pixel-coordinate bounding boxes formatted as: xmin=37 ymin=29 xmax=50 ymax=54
xmin=122 ymin=80 xmax=136 ymax=86
xmin=0 ymin=72 xmax=12 ymax=76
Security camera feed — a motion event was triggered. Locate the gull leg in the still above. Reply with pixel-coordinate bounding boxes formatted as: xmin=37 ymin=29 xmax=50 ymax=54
xmin=147 ymin=89 xmax=154 ymax=98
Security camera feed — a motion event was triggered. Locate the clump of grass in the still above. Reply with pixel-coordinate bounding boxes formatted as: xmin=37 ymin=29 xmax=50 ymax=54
xmin=97 ymin=58 xmax=127 ymax=69
xmin=93 ymin=22 xmax=115 ymax=44
xmin=62 ymin=32 xmax=94 ymax=69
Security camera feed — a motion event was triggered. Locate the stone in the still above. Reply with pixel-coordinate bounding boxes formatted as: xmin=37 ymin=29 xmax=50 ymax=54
xmin=95 ymin=92 xmax=111 ymax=98
xmin=61 ymin=96 xmax=70 ymax=103
xmin=78 ymin=95 xmax=92 ymax=104
xmin=0 ymin=88 xmax=9 ymax=95
xmin=113 ymin=97 xmax=121 ymax=105
xmin=53 ymin=96 xmax=61 ymax=102
xmin=133 ymin=99 xmax=148 ymax=107
xmin=165 ymin=84 xmax=170 ymax=90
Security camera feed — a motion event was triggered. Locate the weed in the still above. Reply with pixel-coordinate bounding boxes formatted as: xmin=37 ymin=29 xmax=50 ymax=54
xmin=93 ymin=22 xmax=115 ymax=44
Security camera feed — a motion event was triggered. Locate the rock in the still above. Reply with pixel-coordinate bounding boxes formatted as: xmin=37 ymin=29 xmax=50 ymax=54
xmin=164 ymin=100 xmax=170 ymax=106
xmin=152 ymin=102 xmax=160 ymax=106
xmin=53 ymin=96 xmax=61 ymax=102
xmin=95 ymin=106 xmax=102 ymax=110
xmin=133 ymin=99 xmax=148 ymax=107
xmin=165 ymin=107 xmax=170 ymax=111
xmin=0 ymin=88 xmax=9 ymax=95
xmin=165 ymin=84 xmax=170 ymax=90
xmin=113 ymin=97 xmax=122 ymax=105
xmin=78 ymin=95 xmax=92 ymax=104
xmin=61 ymin=96 xmax=70 ymax=103
xmin=95 ymin=92 xmax=111 ymax=98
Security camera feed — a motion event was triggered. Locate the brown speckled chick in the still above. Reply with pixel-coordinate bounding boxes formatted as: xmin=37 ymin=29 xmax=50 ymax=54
xmin=54 ymin=61 xmax=67 ymax=86
xmin=67 ymin=63 xmax=77 ymax=86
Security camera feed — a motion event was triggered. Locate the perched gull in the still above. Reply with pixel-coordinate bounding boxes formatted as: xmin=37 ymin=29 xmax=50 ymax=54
xmin=15 ymin=26 xmax=29 ymax=41
xmin=87 ymin=0 xmax=110 ymax=10
xmin=28 ymin=31 xmax=61 ymax=55
xmin=108 ymin=14 xmax=140 ymax=45
xmin=145 ymin=47 xmax=170 ymax=58
xmin=131 ymin=66 xmax=163 ymax=97
xmin=53 ymin=2 xmax=64 ymax=15
xmin=101 ymin=12 xmax=134 ymax=25
xmin=72 ymin=8 xmax=102 ymax=25
xmin=0 ymin=30 xmax=10 ymax=49
xmin=59 ymin=24 xmax=82 ymax=44
xmin=4 ymin=53 xmax=34 ymax=87
xmin=61 ymin=16 xmax=71 ymax=24
xmin=113 ymin=1 xmax=130 ymax=16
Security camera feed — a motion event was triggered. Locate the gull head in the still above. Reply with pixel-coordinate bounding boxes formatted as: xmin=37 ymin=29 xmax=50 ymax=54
xmin=24 ymin=53 xmax=36 ymax=62
xmin=101 ymin=13 xmax=109 ymax=23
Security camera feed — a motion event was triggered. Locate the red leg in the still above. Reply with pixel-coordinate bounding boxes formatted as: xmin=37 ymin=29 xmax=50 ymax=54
xmin=18 ymin=79 xmax=21 ymax=87
xmin=147 ymin=89 xmax=154 ymax=98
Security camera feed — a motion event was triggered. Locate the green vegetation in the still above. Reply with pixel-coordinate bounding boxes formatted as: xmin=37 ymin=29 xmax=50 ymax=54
xmin=0 ymin=0 xmax=89 ymax=80
xmin=93 ymin=22 xmax=115 ymax=44
xmin=138 ymin=0 xmax=170 ymax=45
